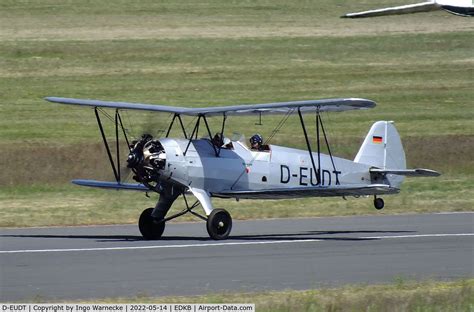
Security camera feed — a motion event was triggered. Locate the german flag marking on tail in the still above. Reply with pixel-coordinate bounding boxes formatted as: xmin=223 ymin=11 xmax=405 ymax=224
xmin=372 ymin=136 xmax=383 ymax=144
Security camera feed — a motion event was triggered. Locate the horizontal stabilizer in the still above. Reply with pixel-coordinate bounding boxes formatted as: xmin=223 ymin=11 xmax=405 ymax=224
xmin=72 ymin=179 xmax=149 ymax=191
xmin=213 ymin=184 xmax=399 ymax=200
xmin=342 ymin=2 xmax=439 ymax=18
xmin=370 ymin=168 xmax=441 ymax=177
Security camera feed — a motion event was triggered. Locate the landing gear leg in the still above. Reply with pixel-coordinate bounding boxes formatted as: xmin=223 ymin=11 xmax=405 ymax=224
xmin=139 ymin=184 xmax=181 ymax=240
xmin=189 ymin=188 xmax=233 ymax=240
xmin=139 ymin=186 xmax=234 ymax=240
xmin=374 ymin=196 xmax=384 ymax=210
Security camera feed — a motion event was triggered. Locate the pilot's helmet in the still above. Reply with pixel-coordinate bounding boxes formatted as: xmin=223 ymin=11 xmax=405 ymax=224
xmin=250 ymin=134 xmax=263 ymax=145
xmin=223 ymin=138 xmax=231 ymax=145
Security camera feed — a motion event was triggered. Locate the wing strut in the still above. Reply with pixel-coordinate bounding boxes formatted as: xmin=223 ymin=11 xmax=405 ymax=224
xmin=94 ymin=108 xmax=130 ymax=183
xmin=318 ymin=114 xmax=340 ymax=185
xmin=298 ymin=108 xmax=321 ymax=185
xmin=217 ymin=114 xmax=227 ymax=157
xmin=165 ymin=113 xmax=188 ymax=139
xmin=184 ymin=115 xmax=201 ymax=155
xmin=202 ymin=114 xmax=219 ymax=157
xmin=316 ymin=109 xmax=322 ymax=184
xmin=297 ymin=108 xmax=340 ymax=186
xmin=183 ymin=114 xmax=227 ymax=157
xmin=95 ymin=108 xmax=120 ymax=182
xmin=115 ymin=110 xmax=121 ymax=182
xmin=116 ymin=111 xmax=130 ymax=148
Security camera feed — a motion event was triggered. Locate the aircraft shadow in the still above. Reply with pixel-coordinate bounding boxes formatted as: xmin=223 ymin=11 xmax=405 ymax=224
xmin=1 ymin=230 xmax=415 ymax=242
xmin=0 ymin=234 xmax=144 ymax=241
xmin=226 ymin=230 xmax=416 ymax=242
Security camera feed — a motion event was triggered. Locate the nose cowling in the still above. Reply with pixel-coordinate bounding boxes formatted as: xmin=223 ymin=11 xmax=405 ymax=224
xmin=127 ymin=134 xmax=166 ymax=184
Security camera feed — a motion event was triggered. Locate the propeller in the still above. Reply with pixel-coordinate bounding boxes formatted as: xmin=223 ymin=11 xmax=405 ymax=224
xmin=124 ymin=134 xmax=166 ymax=187
xmin=115 ymin=112 xmax=173 ymax=184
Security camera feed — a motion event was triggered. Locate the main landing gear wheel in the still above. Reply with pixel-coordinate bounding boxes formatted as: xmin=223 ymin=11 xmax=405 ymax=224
xmin=206 ymin=209 xmax=232 ymax=240
xmin=139 ymin=207 xmax=165 ymax=240
xmin=374 ymin=197 xmax=385 ymax=210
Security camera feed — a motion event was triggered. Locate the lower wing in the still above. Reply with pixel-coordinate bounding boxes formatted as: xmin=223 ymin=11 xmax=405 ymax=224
xmin=72 ymin=179 xmax=149 ymax=191
xmin=213 ymin=184 xmax=399 ymax=200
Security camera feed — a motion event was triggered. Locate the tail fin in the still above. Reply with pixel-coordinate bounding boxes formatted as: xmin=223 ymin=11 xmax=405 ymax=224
xmin=355 ymin=121 xmax=406 ymax=187
xmin=355 ymin=121 xmax=406 ymax=169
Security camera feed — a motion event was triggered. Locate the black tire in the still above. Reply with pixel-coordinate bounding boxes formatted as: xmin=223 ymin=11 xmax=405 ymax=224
xmin=139 ymin=207 xmax=165 ymax=240
xmin=206 ymin=209 xmax=232 ymax=240
xmin=374 ymin=198 xmax=385 ymax=210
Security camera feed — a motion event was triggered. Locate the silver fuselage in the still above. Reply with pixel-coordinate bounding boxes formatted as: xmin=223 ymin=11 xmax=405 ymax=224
xmin=158 ymin=138 xmax=375 ymax=195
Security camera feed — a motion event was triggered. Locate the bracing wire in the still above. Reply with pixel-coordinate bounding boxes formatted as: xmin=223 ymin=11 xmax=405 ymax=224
xmin=230 ymin=109 xmax=296 ymax=189
xmin=263 ymin=108 xmax=296 ymax=146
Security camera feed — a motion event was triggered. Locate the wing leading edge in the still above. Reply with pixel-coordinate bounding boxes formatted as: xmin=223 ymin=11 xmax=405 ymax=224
xmin=45 ymin=97 xmax=375 ymax=116
xmin=212 ymin=184 xmax=399 ymax=200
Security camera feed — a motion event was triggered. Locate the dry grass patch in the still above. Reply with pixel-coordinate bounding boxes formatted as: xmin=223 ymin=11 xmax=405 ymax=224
xmin=1 ymin=1 xmax=472 ymax=41
xmin=35 ymin=279 xmax=474 ymax=312
xmin=2 ymin=24 xmax=473 ymax=42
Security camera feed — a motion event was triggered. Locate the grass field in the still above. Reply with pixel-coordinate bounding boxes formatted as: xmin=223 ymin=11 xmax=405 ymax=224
xmin=0 ymin=0 xmax=473 ymax=228
xmin=35 ymin=279 xmax=474 ymax=312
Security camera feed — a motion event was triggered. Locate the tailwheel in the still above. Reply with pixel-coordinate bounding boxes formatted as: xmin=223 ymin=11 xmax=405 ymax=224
xmin=374 ymin=197 xmax=385 ymax=210
xmin=206 ymin=209 xmax=232 ymax=240
xmin=139 ymin=207 xmax=165 ymax=240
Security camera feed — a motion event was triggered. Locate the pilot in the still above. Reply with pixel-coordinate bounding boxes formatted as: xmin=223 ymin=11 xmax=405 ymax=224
xmin=212 ymin=133 xmax=224 ymax=147
xmin=250 ymin=134 xmax=264 ymax=151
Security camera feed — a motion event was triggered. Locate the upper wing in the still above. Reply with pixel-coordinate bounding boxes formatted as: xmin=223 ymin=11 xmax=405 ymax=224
xmin=45 ymin=97 xmax=375 ymax=116
xmin=212 ymin=184 xmax=398 ymax=200
xmin=45 ymin=97 xmax=190 ymax=115
xmin=341 ymin=1 xmax=439 ymax=18
xmin=185 ymin=98 xmax=375 ymax=116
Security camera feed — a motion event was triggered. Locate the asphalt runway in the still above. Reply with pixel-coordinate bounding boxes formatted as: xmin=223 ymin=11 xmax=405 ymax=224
xmin=1 ymin=212 xmax=473 ymax=301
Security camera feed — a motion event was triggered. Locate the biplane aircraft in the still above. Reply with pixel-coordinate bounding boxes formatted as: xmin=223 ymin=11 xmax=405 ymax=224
xmin=341 ymin=0 xmax=474 ymax=18
xmin=46 ymin=97 xmax=440 ymax=240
